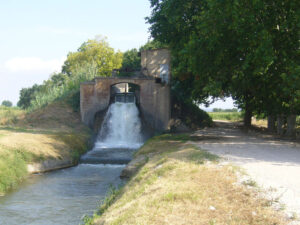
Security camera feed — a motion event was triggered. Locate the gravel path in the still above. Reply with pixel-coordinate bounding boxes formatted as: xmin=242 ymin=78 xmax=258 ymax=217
xmin=193 ymin=121 xmax=300 ymax=222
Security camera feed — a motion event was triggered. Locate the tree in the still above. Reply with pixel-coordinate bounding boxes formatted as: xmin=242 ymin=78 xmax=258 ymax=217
xmin=139 ymin=40 xmax=167 ymax=51
xmin=1 ymin=100 xmax=12 ymax=107
xmin=117 ymin=41 xmax=168 ymax=77
xmin=18 ymin=37 xmax=124 ymax=110
xmin=62 ymin=37 xmax=123 ymax=77
xmin=147 ymin=0 xmax=299 ymax=130
xmin=17 ymin=84 xmax=42 ymax=109
xmin=120 ymin=48 xmax=141 ymax=72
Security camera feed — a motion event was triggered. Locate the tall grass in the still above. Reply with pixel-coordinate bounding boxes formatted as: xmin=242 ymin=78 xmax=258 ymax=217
xmin=0 ymin=106 xmax=25 ymax=125
xmin=30 ymin=61 xmax=99 ymax=111
xmin=0 ymin=145 xmax=39 ymax=195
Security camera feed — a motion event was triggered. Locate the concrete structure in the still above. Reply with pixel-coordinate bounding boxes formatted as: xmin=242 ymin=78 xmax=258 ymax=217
xmin=141 ymin=48 xmax=171 ymax=84
xmin=80 ymin=49 xmax=171 ymax=131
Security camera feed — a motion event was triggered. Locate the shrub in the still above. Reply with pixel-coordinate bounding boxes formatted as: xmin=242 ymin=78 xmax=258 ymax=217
xmin=172 ymin=95 xmax=213 ymax=129
xmin=1 ymin=100 xmax=12 ymax=107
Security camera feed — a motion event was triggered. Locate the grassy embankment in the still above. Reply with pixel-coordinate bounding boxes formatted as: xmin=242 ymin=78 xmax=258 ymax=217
xmin=85 ymin=134 xmax=286 ymax=225
xmin=0 ymin=103 xmax=91 ymax=195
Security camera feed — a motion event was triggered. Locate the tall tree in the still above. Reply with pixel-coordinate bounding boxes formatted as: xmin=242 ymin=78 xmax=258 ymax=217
xmin=147 ymin=0 xmax=299 ymax=129
xmin=17 ymin=84 xmax=42 ymax=109
xmin=62 ymin=37 xmax=123 ymax=77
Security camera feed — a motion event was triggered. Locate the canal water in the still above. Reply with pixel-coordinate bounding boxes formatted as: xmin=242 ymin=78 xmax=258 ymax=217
xmin=0 ymin=102 xmax=143 ymax=225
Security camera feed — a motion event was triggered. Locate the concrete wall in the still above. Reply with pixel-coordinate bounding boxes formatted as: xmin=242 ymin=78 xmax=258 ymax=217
xmin=141 ymin=48 xmax=171 ymax=83
xmin=81 ymin=48 xmax=171 ymax=131
xmin=80 ymin=77 xmax=171 ymax=131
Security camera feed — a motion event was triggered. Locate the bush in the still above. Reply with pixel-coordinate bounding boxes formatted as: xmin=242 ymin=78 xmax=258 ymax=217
xmin=1 ymin=100 xmax=12 ymax=107
xmin=172 ymin=95 xmax=212 ymax=129
xmin=29 ymin=62 xmax=98 ymax=111
xmin=66 ymin=91 xmax=80 ymax=112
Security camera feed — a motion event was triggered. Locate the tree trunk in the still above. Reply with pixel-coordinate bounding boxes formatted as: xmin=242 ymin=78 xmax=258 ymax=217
xmin=244 ymin=106 xmax=252 ymax=127
xmin=277 ymin=114 xmax=285 ymax=135
xmin=286 ymin=114 xmax=296 ymax=138
xmin=267 ymin=115 xmax=276 ymax=132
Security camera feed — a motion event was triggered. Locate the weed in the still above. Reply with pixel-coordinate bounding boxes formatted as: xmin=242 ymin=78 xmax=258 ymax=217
xmin=82 ymin=185 xmax=123 ymax=225
xmin=242 ymin=179 xmax=258 ymax=187
xmin=98 ymin=185 xmax=123 ymax=215
xmin=187 ymin=148 xmax=219 ymax=164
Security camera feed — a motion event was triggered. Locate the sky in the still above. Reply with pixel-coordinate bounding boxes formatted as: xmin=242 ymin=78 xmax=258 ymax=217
xmin=0 ymin=0 xmax=234 ymax=108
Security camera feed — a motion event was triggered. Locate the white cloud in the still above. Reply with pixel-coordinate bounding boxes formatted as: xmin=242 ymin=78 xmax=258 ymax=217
xmin=4 ymin=57 xmax=65 ymax=73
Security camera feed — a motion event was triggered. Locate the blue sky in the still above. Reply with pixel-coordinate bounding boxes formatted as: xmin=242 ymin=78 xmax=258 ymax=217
xmin=0 ymin=0 xmax=151 ymax=104
xmin=0 ymin=0 xmax=234 ymax=108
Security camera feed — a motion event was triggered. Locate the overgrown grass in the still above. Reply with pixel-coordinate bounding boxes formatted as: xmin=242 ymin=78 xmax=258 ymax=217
xmin=85 ymin=134 xmax=285 ymax=225
xmin=208 ymin=111 xmax=243 ymax=121
xmin=0 ymin=145 xmax=41 ymax=195
xmin=0 ymin=106 xmax=25 ymax=125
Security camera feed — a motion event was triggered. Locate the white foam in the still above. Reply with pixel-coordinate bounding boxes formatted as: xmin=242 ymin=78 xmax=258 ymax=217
xmin=95 ymin=102 xmax=143 ymax=149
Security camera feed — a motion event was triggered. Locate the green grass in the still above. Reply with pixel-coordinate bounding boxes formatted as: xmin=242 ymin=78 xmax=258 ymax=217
xmin=187 ymin=149 xmax=219 ymax=164
xmin=0 ymin=145 xmax=41 ymax=195
xmin=208 ymin=112 xmax=243 ymax=121
xmin=83 ymin=185 xmax=123 ymax=225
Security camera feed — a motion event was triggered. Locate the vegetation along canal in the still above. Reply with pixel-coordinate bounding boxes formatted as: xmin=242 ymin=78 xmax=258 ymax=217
xmin=0 ymin=102 xmax=143 ymax=225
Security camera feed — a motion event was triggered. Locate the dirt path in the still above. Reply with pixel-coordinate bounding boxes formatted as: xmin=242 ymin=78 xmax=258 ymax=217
xmin=193 ymin=121 xmax=300 ymax=221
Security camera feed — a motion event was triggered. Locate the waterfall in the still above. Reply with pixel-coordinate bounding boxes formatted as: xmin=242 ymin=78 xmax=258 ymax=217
xmin=95 ymin=102 xmax=143 ymax=149
xmin=80 ymin=102 xmax=143 ymax=164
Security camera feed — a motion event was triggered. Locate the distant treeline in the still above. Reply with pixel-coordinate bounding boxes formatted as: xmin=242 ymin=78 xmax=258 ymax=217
xmin=212 ymin=108 xmax=238 ymax=113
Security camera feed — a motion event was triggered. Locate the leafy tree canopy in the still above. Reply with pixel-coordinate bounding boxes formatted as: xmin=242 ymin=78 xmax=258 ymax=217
xmin=120 ymin=48 xmax=141 ymax=71
xmin=17 ymin=84 xmax=42 ymax=109
xmin=147 ymin=0 xmax=300 ymax=126
xmin=62 ymin=36 xmax=123 ymax=77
